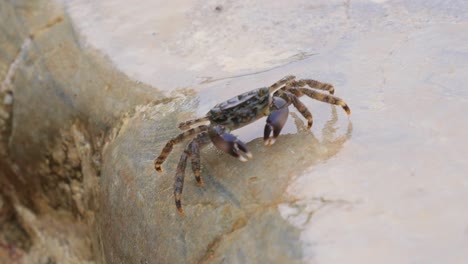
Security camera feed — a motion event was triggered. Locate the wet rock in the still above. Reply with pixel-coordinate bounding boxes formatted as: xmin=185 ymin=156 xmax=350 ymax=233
xmin=101 ymin=98 xmax=351 ymax=263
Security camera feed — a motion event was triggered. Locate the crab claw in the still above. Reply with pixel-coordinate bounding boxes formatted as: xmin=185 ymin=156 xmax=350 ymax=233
xmin=209 ymin=126 xmax=253 ymax=161
xmin=264 ymin=97 xmax=289 ymax=146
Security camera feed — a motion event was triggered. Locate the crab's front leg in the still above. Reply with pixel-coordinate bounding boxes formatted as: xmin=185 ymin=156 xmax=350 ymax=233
xmin=155 ymin=125 xmax=209 ymax=172
xmin=188 ymin=132 xmax=211 ymax=186
xmin=173 ymin=133 xmax=211 ymax=215
xmin=264 ymin=96 xmax=289 ymax=146
xmin=209 ymin=125 xmax=253 ymax=161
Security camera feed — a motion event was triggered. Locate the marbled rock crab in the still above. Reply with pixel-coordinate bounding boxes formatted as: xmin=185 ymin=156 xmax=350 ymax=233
xmin=154 ymin=75 xmax=351 ymax=214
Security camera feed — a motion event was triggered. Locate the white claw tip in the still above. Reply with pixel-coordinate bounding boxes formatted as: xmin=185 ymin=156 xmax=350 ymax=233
xmin=264 ymin=138 xmax=276 ymax=146
xmin=238 ymin=156 xmax=248 ymax=162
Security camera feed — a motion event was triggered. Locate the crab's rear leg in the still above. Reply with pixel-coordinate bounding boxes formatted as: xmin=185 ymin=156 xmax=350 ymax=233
xmin=291 ymin=79 xmax=335 ymax=94
xmin=281 ymin=91 xmax=314 ymax=129
xmin=154 ymin=125 xmax=209 ymax=172
xmin=209 ymin=125 xmax=253 ymax=161
xmin=264 ymin=97 xmax=290 ymax=146
xmin=294 ymin=88 xmax=351 ymax=115
xmin=268 ymin=75 xmax=296 ymax=93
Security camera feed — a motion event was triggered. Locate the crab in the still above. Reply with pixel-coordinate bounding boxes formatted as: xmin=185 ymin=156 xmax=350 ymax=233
xmin=154 ymin=75 xmax=351 ymax=215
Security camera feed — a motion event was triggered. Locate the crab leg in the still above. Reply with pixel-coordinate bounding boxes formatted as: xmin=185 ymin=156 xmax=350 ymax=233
xmin=209 ymin=125 xmax=253 ymax=161
xmin=281 ymin=92 xmax=314 ymax=129
xmin=264 ymin=97 xmax=289 ymax=146
xmin=174 ymin=150 xmax=188 ymax=215
xmin=155 ymin=125 xmax=209 ymax=172
xmin=172 ymin=132 xmax=211 ymax=215
xmin=188 ymin=132 xmax=211 ymax=186
xmin=291 ymin=79 xmax=335 ymax=94
xmin=294 ymin=88 xmax=351 ymax=115
xmin=268 ymin=75 xmax=295 ymax=93
xmin=178 ymin=116 xmax=210 ymax=130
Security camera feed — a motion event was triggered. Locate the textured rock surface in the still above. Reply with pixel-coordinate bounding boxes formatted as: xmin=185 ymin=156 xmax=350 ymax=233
xmin=2 ymin=0 xmax=468 ymax=263
xmin=101 ymin=99 xmax=351 ymax=263
xmin=0 ymin=0 xmax=159 ymax=263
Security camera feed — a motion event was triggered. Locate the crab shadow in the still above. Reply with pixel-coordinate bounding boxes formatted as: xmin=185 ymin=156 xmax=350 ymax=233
xmin=187 ymin=106 xmax=353 ymax=211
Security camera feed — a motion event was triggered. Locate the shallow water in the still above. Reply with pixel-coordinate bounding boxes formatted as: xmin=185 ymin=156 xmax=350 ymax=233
xmin=66 ymin=0 xmax=468 ymax=263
